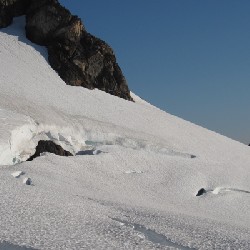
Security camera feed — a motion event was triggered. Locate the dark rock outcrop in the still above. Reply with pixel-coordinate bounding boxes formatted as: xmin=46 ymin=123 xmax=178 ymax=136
xmin=0 ymin=0 xmax=133 ymax=101
xmin=0 ymin=0 xmax=30 ymax=28
xmin=27 ymin=140 xmax=73 ymax=161
xmin=196 ymin=188 xmax=206 ymax=197
xmin=25 ymin=0 xmax=76 ymax=45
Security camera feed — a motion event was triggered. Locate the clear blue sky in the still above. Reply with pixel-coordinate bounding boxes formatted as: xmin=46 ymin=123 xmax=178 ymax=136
xmin=60 ymin=0 xmax=250 ymax=144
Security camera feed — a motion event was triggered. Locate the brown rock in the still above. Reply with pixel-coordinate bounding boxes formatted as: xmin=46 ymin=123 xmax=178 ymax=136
xmin=1 ymin=0 xmax=133 ymax=101
xmin=27 ymin=140 xmax=73 ymax=161
xmin=26 ymin=0 xmax=133 ymax=100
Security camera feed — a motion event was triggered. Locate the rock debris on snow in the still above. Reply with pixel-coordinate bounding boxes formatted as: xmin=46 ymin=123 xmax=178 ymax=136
xmin=23 ymin=177 xmax=32 ymax=186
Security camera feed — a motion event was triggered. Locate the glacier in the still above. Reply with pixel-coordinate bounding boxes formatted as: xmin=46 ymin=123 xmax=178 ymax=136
xmin=0 ymin=17 xmax=250 ymax=249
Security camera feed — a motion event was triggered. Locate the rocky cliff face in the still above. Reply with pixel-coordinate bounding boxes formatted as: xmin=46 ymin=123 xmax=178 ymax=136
xmin=0 ymin=0 xmax=133 ymax=101
xmin=0 ymin=0 xmax=29 ymax=27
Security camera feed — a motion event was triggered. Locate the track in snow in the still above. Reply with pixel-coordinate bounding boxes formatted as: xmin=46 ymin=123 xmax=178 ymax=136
xmin=212 ymin=187 xmax=250 ymax=195
xmin=0 ymin=242 xmax=35 ymax=250
xmin=197 ymin=187 xmax=250 ymax=196
xmin=111 ymin=218 xmax=195 ymax=249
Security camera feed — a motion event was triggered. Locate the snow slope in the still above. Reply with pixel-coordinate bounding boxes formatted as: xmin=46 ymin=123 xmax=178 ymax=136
xmin=0 ymin=17 xmax=250 ymax=249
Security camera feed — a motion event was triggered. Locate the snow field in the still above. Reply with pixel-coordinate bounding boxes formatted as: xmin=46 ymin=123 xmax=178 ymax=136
xmin=0 ymin=16 xmax=250 ymax=249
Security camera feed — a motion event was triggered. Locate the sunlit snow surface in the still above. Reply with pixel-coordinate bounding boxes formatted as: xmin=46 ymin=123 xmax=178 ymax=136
xmin=0 ymin=17 xmax=250 ymax=249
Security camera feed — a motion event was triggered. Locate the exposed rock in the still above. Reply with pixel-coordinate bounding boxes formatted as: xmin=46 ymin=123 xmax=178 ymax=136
xmin=0 ymin=5 xmax=12 ymax=28
xmin=27 ymin=140 xmax=73 ymax=161
xmin=25 ymin=0 xmax=76 ymax=45
xmin=23 ymin=177 xmax=32 ymax=185
xmin=0 ymin=0 xmax=133 ymax=100
xmin=196 ymin=188 xmax=206 ymax=197
xmin=25 ymin=0 xmax=133 ymax=100
xmin=0 ymin=0 xmax=30 ymax=28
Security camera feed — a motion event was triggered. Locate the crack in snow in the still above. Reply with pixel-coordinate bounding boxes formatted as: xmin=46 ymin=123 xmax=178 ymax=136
xmin=1 ymin=118 xmax=196 ymax=165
